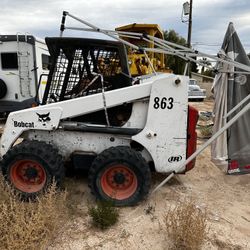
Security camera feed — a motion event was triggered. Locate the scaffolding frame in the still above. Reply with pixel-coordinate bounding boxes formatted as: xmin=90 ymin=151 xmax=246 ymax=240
xmin=59 ymin=11 xmax=250 ymax=192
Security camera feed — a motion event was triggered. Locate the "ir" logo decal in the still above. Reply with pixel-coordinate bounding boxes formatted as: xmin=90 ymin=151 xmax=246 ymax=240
xmin=168 ymin=155 xmax=182 ymax=163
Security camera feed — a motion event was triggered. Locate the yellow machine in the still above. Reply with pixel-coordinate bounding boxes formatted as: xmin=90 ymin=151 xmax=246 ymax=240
xmin=115 ymin=24 xmax=172 ymax=76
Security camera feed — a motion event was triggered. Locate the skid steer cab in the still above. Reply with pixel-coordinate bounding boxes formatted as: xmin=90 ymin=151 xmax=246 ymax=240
xmin=0 ymin=37 xmax=198 ymax=206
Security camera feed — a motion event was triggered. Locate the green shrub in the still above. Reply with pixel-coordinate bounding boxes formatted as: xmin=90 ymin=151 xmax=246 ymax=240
xmin=88 ymin=201 xmax=119 ymax=230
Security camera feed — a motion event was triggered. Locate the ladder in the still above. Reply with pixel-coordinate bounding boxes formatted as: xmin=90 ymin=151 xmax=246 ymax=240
xmin=17 ymin=33 xmax=32 ymax=97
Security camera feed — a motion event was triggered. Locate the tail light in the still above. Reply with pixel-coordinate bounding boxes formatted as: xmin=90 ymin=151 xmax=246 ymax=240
xmin=186 ymin=105 xmax=199 ymax=172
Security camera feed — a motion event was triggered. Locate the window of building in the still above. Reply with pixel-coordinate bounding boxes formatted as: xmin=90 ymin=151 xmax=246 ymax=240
xmin=42 ymin=54 xmax=51 ymax=70
xmin=1 ymin=52 xmax=18 ymax=70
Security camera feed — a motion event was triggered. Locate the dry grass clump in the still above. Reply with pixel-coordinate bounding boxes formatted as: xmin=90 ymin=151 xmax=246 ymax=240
xmin=88 ymin=201 xmax=119 ymax=230
xmin=0 ymin=175 xmax=68 ymax=250
xmin=165 ymin=199 xmax=208 ymax=250
xmin=199 ymin=114 xmax=210 ymax=122
xmin=200 ymin=125 xmax=213 ymax=138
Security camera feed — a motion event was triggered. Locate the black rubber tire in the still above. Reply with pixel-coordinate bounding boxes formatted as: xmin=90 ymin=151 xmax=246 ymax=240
xmin=1 ymin=140 xmax=64 ymax=200
xmin=0 ymin=79 xmax=7 ymax=99
xmin=88 ymin=146 xmax=151 ymax=206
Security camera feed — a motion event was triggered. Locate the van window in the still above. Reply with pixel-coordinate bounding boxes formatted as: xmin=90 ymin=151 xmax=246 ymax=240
xmin=42 ymin=54 xmax=51 ymax=70
xmin=1 ymin=52 xmax=18 ymax=70
xmin=189 ymin=79 xmax=197 ymax=85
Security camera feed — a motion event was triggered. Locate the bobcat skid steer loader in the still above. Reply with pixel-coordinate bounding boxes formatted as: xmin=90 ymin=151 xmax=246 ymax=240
xmin=0 ymin=35 xmax=198 ymax=206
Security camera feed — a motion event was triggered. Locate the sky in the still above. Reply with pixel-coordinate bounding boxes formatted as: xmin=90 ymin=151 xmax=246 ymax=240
xmin=1 ymin=0 xmax=250 ymax=54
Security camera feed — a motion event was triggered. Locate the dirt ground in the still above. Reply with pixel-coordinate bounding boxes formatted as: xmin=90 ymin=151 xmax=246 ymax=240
xmin=48 ymin=100 xmax=249 ymax=250
xmin=1 ymin=101 xmax=250 ymax=249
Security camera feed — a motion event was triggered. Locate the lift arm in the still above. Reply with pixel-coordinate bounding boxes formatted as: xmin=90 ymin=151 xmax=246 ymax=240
xmin=0 ymin=76 xmax=157 ymax=156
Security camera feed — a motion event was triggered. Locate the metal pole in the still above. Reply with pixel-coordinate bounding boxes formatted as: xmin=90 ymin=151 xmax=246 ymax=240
xmin=66 ymin=12 xmax=139 ymax=50
xmin=187 ymin=0 xmax=193 ymax=76
xmin=187 ymin=0 xmax=193 ymax=48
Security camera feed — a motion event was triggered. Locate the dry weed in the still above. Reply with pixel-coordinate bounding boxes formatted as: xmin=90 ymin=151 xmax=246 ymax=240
xmin=200 ymin=125 xmax=213 ymax=138
xmin=199 ymin=114 xmax=210 ymax=122
xmin=165 ymin=199 xmax=208 ymax=250
xmin=0 ymin=175 xmax=68 ymax=250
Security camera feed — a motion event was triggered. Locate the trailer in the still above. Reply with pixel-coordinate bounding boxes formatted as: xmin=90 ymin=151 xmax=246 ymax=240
xmin=0 ymin=34 xmax=50 ymax=115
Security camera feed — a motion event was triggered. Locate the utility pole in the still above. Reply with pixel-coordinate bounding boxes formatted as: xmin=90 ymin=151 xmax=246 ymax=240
xmin=187 ymin=0 xmax=193 ymax=48
xmin=182 ymin=0 xmax=193 ymax=76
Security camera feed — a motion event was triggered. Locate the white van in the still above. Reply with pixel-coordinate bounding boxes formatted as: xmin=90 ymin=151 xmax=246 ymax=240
xmin=0 ymin=35 xmax=50 ymax=115
xmin=188 ymin=78 xmax=206 ymax=101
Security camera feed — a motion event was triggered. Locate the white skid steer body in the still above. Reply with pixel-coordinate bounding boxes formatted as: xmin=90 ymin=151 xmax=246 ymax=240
xmin=1 ymin=73 xmax=191 ymax=174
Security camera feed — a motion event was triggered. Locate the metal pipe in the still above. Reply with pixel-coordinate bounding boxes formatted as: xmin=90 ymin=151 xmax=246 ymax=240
xmin=225 ymin=93 xmax=250 ymax=119
xmin=66 ymin=13 xmax=139 ymax=50
xmin=62 ymin=13 xmax=250 ymax=72
xmin=143 ymin=50 xmax=157 ymax=75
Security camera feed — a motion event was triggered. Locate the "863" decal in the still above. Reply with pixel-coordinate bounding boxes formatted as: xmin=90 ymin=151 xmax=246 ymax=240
xmin=153 ymin=97 xmax=174 ymax=109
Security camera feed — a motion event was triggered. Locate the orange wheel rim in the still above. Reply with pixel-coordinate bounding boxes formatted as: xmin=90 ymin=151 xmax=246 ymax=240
xmin=10 ymin=159 xmax=46 ymax=193
xmin=100 ymin=164 xmax=138 ymax=200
